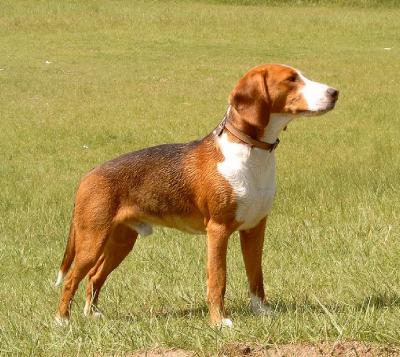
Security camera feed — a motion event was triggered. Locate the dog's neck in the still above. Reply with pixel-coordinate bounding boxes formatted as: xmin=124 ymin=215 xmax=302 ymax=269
xmin=226 ymin=106 xmax=292 ymax=145
xmin=263 ymin=114 xmax=293 ymax=143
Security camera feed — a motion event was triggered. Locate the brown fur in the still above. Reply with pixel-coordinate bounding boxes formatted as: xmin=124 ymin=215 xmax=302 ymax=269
xmin=56 ymin=64 xmax=338 ymax=324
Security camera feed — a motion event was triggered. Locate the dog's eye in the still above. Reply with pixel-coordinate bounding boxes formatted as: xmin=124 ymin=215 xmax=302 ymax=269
xmin=286 ymin=75 xmax=298 ymax=83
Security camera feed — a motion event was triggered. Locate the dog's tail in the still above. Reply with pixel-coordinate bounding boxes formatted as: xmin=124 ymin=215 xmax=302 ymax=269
xmin=55 ymin=213 xmax=76 ymax=287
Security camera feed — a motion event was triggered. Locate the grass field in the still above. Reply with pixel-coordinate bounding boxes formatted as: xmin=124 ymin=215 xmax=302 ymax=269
xmin=1 ymin=0 xmax=400 ymax=355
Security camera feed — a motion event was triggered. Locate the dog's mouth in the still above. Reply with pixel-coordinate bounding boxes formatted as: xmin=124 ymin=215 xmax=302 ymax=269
xmin=298 ymin=100 xmax=337 ymax=117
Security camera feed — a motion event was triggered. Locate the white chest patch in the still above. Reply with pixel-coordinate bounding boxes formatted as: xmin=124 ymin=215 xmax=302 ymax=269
xmin=216 ymin=133 xmax=276 ymax=230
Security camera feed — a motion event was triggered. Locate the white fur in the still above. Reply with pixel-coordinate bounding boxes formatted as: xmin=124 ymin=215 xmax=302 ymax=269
xmin=54 ymin=315 xmax=69 ymax=327
xmin=84 ymin=301 xmax=104 ymax=318
xmin=217 ymin=132 xmax=275 ymax=230
xmin=271 ymin=65 xmax=333 ymax=114
xmin=220 ymin=318 xmax=233 ymax=328
xmin=264 ymin=114 xmax=293 ymax=143
xmin=55 ymin=270 xmax=64 ymax=287
xmin=92 ymin=310 xmax=103 ymax=319
xmin=216 ymin=110 xmax=297 ymax=231
xmin=83 ymin=300 xmax=91 ymax=316
xmin=250 ymin=293 xmax=275 ymax=316
xmin=299 ymin=72 xmax=331 ymax=112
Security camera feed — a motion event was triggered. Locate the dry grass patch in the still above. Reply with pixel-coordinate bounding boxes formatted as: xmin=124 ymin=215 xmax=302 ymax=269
xmin=221 ymin=342 xmax=400 ymax=356
xmin=128 ymin=342 xmax=400 ymax=356
xmin=130 ymin=348 xmax=193 ymax=357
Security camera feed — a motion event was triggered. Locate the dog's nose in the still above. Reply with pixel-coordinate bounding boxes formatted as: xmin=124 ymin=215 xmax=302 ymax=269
xmin=327 ymin=87 xmax=339 ymax=100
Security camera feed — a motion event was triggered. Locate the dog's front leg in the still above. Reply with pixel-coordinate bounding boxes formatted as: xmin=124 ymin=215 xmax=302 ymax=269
xmin=240 ymin=217 xmax=274 ymax=315
xmin=206 ymin=221 xmax=232 ymax=327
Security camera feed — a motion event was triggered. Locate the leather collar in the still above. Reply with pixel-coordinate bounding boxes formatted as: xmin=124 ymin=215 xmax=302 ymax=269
xmin=213 ymin=111 xmax=280 ymax=152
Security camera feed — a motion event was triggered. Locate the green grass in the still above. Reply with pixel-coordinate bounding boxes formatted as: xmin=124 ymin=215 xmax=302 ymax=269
xmin=1 ymin=0 xmax=399 ymax=355
xmin=201 ymin=0 xmax=400 ymax=7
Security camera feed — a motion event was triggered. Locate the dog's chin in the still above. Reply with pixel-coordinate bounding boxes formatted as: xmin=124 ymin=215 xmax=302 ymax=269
xmin=301 ymin=109 xmax=330 ymax=117
xmin=297 ymin=102 xmax=337 ymax=117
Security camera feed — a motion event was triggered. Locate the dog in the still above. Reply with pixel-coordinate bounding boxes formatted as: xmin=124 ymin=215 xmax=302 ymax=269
xmin=55 ymin=64 xmax=338 ymax=327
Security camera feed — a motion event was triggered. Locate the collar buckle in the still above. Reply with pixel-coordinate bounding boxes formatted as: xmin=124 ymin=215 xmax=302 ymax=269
xmin=213 ymin=114 xmax=227 ymax=137
xmin=269 ymin=138 xmax=280 ymax=152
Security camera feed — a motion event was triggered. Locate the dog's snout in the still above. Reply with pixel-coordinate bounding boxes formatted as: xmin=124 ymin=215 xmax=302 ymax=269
xmin=327 ymin=87 xmax=339 ymax=100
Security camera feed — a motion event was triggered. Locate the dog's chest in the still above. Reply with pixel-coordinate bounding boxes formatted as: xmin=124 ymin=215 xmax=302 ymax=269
xmin=217 ymin=134 xmax=276 ymax=230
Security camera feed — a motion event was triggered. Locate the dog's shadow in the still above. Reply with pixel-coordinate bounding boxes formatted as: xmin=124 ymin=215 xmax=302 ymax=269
xmin=119 ymin=292 xmax=400 ymax=322
xmin=239 ymin=292 xmax=400 ymax=315
xmin=120 ymin=305 xmax=208 ymax=322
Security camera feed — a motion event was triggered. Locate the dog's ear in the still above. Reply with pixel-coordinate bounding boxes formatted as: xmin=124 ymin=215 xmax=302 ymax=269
xmin=229 ymin=70 xmax=270 ymax=128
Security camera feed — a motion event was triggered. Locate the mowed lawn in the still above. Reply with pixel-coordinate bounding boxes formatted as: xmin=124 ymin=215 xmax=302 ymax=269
xmin=1 ymin=1 xmax=399 ymax=355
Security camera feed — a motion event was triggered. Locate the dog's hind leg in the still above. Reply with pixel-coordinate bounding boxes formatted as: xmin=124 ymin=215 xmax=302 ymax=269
xmin=56 ymin=227 xmax=109 ymax=325
xmin=84 ymin=224 xmax=138 ymax=318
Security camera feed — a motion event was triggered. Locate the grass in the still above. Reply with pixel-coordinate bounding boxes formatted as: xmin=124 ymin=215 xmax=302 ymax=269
xmin=1 ymin=0 xmax=399 ymax=355
xmin=201 ymin=0 xmax=400 ymax=7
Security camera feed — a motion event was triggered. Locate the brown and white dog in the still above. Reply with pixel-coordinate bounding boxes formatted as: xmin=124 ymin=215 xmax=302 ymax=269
xmin=55 ymin=64 xmax=338 ymax=327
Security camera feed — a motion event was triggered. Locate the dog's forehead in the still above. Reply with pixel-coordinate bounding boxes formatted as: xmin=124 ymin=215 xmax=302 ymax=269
xmin=244 ymin=64 xmax=299 ymax=81
xmin=268 ymin=64 xmax=298 ymax=79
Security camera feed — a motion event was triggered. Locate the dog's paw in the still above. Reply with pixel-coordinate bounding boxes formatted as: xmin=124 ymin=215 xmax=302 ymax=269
xmin=219 ymin=318 xmax=233 ymax=328
xmin=54 ymin=315 xmax=69 ymax=327
xmin=92 ymin=309 xmax=104 ymax=319
xmin=54 ymin=271 xmax=65 ymax=287
xmin=251 ymin=294 xmax=275 ymax=316
xmin=84 ymin=302 xmax=104 ymax=319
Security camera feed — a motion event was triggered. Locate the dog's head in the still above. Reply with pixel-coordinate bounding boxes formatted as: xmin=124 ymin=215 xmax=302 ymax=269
xmin=229 ymin=64 xmax=338 ymax=128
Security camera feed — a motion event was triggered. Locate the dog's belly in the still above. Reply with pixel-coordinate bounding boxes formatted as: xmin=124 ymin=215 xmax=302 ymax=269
xmin=157 ymin=215 xmax=206 ymax=234
xmin=131 ymin=214 xmax=206 ymax=235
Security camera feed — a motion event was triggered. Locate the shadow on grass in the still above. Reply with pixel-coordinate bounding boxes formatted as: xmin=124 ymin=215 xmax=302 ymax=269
xmin=119 ymin=292 xmax=400 ymax=321
xmin=231 ymin=292 xmax=400 ymax=316
xmin=356 ymin=292 xmax=400 ymax=310
xmin=121 ymin=305 xmax=209 ymax=322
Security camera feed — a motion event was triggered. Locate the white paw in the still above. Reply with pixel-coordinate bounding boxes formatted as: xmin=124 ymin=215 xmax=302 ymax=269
xmin=83 ymin=301 xmax=91 ymax=317
xmin=92 ymin=310 xmax=104 ymax=319
xmin=220 ymin=318 xmax=233 ymax=328
xmin=54 ymin=315 xmax=69 ymax=327
xmin=84 ymin=302 xmax=104 ymax=319
xmin=251 ymin=294 xmax=275 ymax=316
xmin=54 ymin=271 xmax=64 ymax=287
